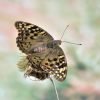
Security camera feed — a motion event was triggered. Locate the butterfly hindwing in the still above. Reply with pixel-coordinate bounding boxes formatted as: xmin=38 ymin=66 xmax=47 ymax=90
xmin=17 ymin=55 xmax=49 ymax=80
xmin=25 ymin=66 xmax=49 ymax=80
xmin=27 ymin=54 xmax=46 ymax=73
xmin=15 ymin=21 xmax=54 ymax=54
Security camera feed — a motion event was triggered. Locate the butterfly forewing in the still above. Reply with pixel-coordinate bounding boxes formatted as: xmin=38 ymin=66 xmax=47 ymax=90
xmin=41 ymin=46 xmax=67 ymax=81
xmin=15 ymin=21 xmax=54 ymax=54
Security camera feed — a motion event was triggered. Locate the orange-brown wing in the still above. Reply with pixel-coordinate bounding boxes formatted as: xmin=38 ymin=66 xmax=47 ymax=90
xmin=17 ymin=55 xmax=49 ymax=80
xmin=41 ymin=46 xmax=67 ymax=81
xmin=15 ymin=21 xmax=54 ymax=54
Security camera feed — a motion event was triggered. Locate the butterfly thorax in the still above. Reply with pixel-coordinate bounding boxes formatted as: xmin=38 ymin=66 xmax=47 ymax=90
xmin=47 ymin=40 xmax=61 ymax=48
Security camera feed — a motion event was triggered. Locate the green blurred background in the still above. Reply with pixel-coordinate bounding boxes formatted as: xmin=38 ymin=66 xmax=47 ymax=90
xmin=0 ymin=0 xmax=100 ymax=100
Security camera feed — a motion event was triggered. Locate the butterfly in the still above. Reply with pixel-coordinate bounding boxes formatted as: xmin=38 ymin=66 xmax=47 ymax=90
xmin=15 ymin=21 xmax=67 ymax=81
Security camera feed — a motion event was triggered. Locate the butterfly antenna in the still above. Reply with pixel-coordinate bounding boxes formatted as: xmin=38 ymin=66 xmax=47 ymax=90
xmin=60 ymin=25 xmax=69 ymax=40
xmin=60 ymin=25 xmax=82 ymax=45
xmin=62 ymin=41 xmax=82 ymax=45
xmin=50 ymin=77 xmax=60 ymax=100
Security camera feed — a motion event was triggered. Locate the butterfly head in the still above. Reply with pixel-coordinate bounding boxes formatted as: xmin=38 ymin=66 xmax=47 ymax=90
xmin=53 ymin=40 xmax=62 ymax=46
